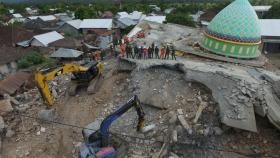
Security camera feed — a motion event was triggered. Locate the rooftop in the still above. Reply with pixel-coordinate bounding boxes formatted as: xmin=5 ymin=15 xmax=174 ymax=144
xmin=201 ymin=0 xmax=261 ymax=58
xmin=66 ymin=19 xmax=82 ymax=29
xmin=253 ymin=5 xmax=272 ymax=12
xmin=33 ymin=31 xmax=64 ymax=47
xmin=260 ymin=19 xmax=280 ymax=37
xmin=12 ymin=13 xmax=23 ymax=18
xmin=50 ymin=48 xmax=84 ymax=58
xmin=144 ymin=16 xmax=166 ymax=24
xmin=80 ymin=19 xmax=113 ymax=29
xmin=38 ymin=15 xmax=57 ymax=21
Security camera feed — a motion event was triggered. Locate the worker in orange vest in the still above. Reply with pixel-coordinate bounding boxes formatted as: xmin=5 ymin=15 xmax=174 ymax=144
xmin=120 ymin=44 xmax=126 ymax=57
xmin=95 ymin=50 xmax=101 ymax=61
xmin=160 ymin=46 xmax=165 ymax=59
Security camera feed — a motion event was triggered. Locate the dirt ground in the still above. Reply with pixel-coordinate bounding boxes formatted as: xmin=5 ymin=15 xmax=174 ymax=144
xmin=2 ymin=56 xmax=280 ymax=158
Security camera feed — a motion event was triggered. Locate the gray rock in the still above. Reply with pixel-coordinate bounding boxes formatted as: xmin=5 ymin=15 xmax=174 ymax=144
xmin=213 ymin=127 xmax=223 ymax=135
xmin=38 ymin=109 xmax=55 ymax=122
xmin=0 ymin=99 xmax=14 ymax=115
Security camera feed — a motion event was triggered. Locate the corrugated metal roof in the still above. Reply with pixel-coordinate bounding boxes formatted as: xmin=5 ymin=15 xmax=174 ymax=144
xmin=80 ymin=19 xmax=113 ymax=29
xmin=12 ymin=13 xmax=23 ymax=18
xmin=253 ymin=6 xmax=272 ymax=12
xmin=260 ymin=19 xmax=280 ymax=37
xmin=0 ymin=71 xmax=31 ymax=96
xmin=118 ymin=17 xmax=137 ymax=26
xmin=38 ymin=15 xmax=56 ymax=21
xmin=28 ymin=16 xmax=39 ymax=20
xmin=144 ymin=16 xmax=166 ymax=24
xmin=50 ymin=48 xmax=84 ymax=58
xmin=129 ymin=11 xmax=143 ymax=20
xmin=117 ymin=12 xmax=129 ymax=18
xmin=33 ymin=31 xmax=64 ymax=47
xmin=66 ymin=19 xmax=82 ymax=29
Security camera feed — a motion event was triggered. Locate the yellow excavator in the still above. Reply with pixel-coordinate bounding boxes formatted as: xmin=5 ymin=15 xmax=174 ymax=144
xmin=35 ymin=61 xmax=104 ymax=107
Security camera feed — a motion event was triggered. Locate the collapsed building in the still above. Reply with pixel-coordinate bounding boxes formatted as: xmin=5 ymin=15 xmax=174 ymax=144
xmin=125 ymin=0 xmax=280 ymax=132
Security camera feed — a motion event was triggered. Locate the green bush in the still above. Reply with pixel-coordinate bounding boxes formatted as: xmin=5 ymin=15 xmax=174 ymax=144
xmin=166 ymin=13 xmax=195 ymax=27
xmin=17 ymin=52 xmax=45 ymax=69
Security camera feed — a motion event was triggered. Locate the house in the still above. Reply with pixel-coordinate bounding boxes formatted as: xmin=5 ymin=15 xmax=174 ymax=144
xmin=8 ymin=13 xmax=26 ymax=24
xmin=38 ymin=15 xmax=57 ymax=22
xmin=129 ymin=11 xmax=145 ymax=22
xmin=30 ymin=31 xmax=64 ymax=47
xmin=116 ymin=12 xmax=129 ymax=19
xmin=49 ymin=38 xmax=82 ymax=49
xmin=200 ymin=10 xmax=217 ymax=22
xmin=80 ymin=19 xmax=113 ymax=34
xmin=164 ymin=8 xmax=175 ymax=14
xmin=55 ymin=13 xmax=73 ymax=22
xmin=57 ymin=19 xmax=82 ymax=36
xmin=50 ymin=48 xmax=84 ymax=60
xmin=96 ymin=30 xmax=113 ymax=49
xmin=116 ymin=17 xmax=137 ymax=29
xmin=191 ymin=11 xmax=205 ymax=23
xmin=253 ymin=6 xmax=272 ymax=18
xmin=260 ymin=19 xmax=280 ymax=54
xmin=25 ymin=7 xmax=38 ymax=15
xmin=25 ymin=15 xmax=58 ymax=31
xmin=8 ymin=9 xmax=15 ymax=14
xmin=144 ymin=16 xmax=166 ymax=24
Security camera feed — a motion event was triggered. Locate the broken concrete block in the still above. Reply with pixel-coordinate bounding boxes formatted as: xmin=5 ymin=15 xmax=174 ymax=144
xmin=38 ymin=109 xmax=55 ymax=122
xmin=177 ymin=109 xmax=183 ymax=115
xmin=193 ymin=101 xmax=207 ymax=124
xmin=178 ymin=115 xmax=192 ymax=135
xmin=213 ymin=127 xmax=223 ymax=135
xmin=172 ymin=130 xmax=177 ymax=142
xmin=0 ymin=99 xmax=13 ymax=116
xmin=141 ymin=124 xmax=155 ymax=133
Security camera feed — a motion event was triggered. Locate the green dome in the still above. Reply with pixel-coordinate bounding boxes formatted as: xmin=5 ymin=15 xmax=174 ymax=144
xmin=201 ymin=0 xmax=261 ymax=58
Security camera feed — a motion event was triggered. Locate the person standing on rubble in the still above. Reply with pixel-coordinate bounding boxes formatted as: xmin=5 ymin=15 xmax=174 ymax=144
xmin=155 ymin=46 xmax=159 ymax=59
xmin=95 ymin=50 xmax=101 ymax=61
xmin=143 ymin=46 xmax=148 ymax=59
xmin=148 ymin=46 xmax=153 ymax=59
xmin=140 ymin=46 xmax=144 ymax=59
xmin=160 ymin=46 xmax=165 ymax=59
xmin=126 ymin=45 xmax=129 ymax=58
xmin=165 ymin=46 xmax=170 ymax=59
xmin=171 ymin=45 xmax=176 ymax=60
xmin=133 ymin=45 xmax=138 ymax=59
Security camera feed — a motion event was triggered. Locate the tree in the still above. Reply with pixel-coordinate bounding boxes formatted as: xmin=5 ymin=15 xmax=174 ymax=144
xmin=264 ymin=1 xmax=280 ymax=19
xmin=166 ymin=12 xmax=195 ymax=27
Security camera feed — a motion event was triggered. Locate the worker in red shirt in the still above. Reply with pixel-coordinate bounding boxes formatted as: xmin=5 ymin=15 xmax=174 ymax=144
xmin=143 ymin=47 xmax=148 ymax=59
xmin=160 ymin=46 xmax=165 ymax=59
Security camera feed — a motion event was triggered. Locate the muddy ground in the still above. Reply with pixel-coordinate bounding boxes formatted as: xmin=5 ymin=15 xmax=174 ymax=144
xmin=2 ymin=56 xmax=280 ymax=158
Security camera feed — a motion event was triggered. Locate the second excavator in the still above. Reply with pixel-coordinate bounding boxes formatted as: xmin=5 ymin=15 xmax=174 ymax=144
xmin=35 ymin=61 xmax=104 ymax=107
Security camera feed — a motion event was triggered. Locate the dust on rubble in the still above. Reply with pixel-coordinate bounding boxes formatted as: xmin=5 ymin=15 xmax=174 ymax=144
xmin=1 ymin=58 xmax=280 ymax=158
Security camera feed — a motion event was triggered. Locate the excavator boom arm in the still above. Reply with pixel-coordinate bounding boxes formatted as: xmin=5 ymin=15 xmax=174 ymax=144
xmin=35 ymin=64 xmax=89 ymax=107
xmin=100 ymin=95 xmax=145 ymax=147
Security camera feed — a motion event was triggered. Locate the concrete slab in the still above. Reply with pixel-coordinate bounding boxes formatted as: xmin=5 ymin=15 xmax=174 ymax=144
xmin=118 ymin=57 xmax=280 ymax=132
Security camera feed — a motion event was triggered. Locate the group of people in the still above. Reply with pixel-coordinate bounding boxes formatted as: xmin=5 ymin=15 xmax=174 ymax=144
xmin=118 ymin=43 xmax=177 ymax=60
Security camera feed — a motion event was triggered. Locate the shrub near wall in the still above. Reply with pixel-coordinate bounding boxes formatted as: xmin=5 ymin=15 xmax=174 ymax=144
xmin=17 ymin=52 xmax=51 ymax=69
